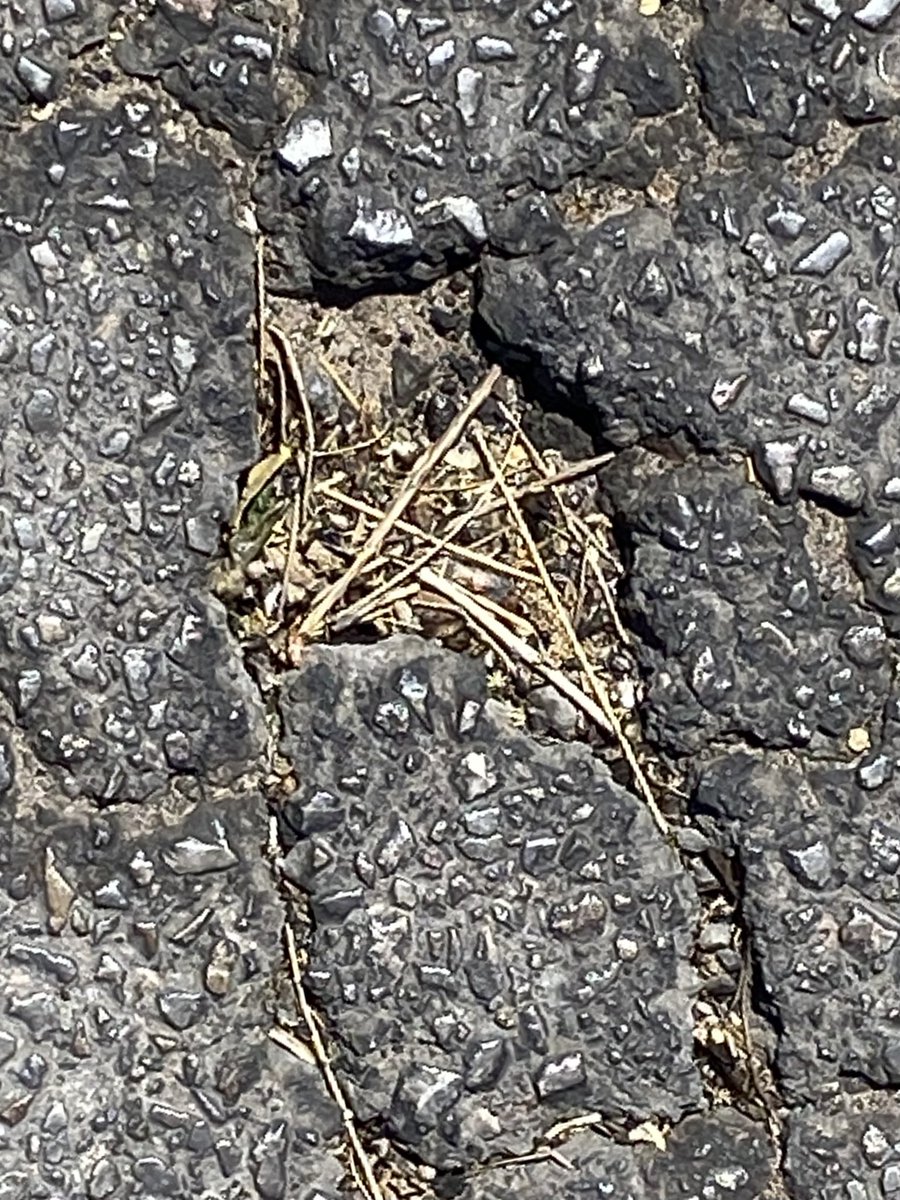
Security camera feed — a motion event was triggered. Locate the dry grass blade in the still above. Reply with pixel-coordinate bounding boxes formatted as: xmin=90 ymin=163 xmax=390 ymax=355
xmin=493 ymin=411 xmax=667 ymax=834
xmin=268 ymin=324 xmax=317 ymax=527
xmin=341 ymin=581 xmax=423 ymax=631
xmin=284 ymin=924 xmax=384 ymax=1200
xmin=416 ymin=592 xmax=518 ymax=674
xmin=419 ymin=567 xmax=613 ymax=736
xmin=473 ymin=426 xmax=614 ymax=713
xmin=380 ymin=552 xmax=537 ymax=639
xmin=255 ymin=234 xmax=266 ymax=398
xmin=328 ymin=491 xmax=538 ymax=637
xmin=542 ymin=1112 xmax=609 ymax=1142
xmin=232 ymin=444 xmax=292 ymax=528
xmin=296 ymin=365 xmax=501 ymax=644
xmin=569 ymin=512 xmax=630 ymax=645
xmin=268 ymin=1024 xmax=316 ymax=1066
xmin=314 ymin=429 xmax=389 ymax=459
xmin=472 ymin=451 xmax=613 ymax=521
xmin=278 ymin=489 xmax=302 ymax=624
xmin=497 ymin=402 xmax=625 ymax=641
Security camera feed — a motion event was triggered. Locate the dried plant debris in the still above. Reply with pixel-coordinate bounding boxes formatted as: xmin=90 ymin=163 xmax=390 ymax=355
xmin=253 ymin=0 xmax=687 ymax=296
xmin=0 ymin=789 xmax=352 ymax=1199
xmin=0 ymin=100 xmax=264 ymax=805
xmin=459 ymin=1109 xmax=775 ymax=1200
xmin=276 ymin=637 xmax=700 ymax=1171
xmin=223 ymin=293 xmax=635 ymax=769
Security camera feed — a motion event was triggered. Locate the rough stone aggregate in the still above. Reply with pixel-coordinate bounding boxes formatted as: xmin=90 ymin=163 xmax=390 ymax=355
xmin=253 ymin=0 xmax=687 ymax=296
xmin=785 ymin=1095 xmax=900 ymax=1199
xmin=604 ymin=455 xmax=891 ymax=759
xmin=0 ymin=789 xmax=349 ymax=1199
xmin=695 ymin=744 xmax=900 ymax=1100
xmin=0 ymin=0 xmax=117 ymax=120
xmin=3 ymin=0 xmax=899 ymax=1190
xmin=694 ymin=0 xmax=900 ymax=158
xmin=278 ymin=636 xmax=700 ymax=1170
xmin=0 ymin=100 xmax=265 ymax=805
xmin=479 ymin=131 xmax=900 ymax=619
xmin=116 ymin=0 xmax=288 ymax=151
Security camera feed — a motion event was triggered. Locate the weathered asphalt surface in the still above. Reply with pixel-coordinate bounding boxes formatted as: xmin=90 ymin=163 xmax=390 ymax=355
xmin=2 ymin=1 xmax=899 ymax=1197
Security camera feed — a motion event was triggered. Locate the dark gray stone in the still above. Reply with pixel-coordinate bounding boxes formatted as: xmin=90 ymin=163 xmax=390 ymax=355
xmin=278 ymin=636 xmax=700 ymax=1170
xmin=253 ymin=0 xmax=686 ymax=296
xmin=0 ymin=0 xmax=117 ymax=119
xmin=116 ymin=0 xmax=288 ymax=151
xmin=695 ymin=743 xmax=900 ymax=1099
xmin=479 ymin=131 xmax=900 ymax=620
xmin=693 ymin=0 xmax=900 ymax=158
xmin=786 ymin=1096 xmax=900 ymax=1199
xmin=0 ymin=100 xmax=265 ymax=804
xmin=0 ymin=793 xmax=348 ymax=1197
xmin=605 ymin=456 xmax=890 ymax=759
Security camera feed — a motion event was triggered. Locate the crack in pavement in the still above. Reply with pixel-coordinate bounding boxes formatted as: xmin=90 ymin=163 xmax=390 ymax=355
xmin=4 ymin=0 xmax=900 ymax=1194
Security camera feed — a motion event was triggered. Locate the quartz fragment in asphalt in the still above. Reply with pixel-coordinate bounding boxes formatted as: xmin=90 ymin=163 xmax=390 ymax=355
xmin=604 ymin=456 xmax=890 ymax=760
xmin=0 ymin=791 xmax=349 ymax=1197
xmin=478 ymin=132 xmax=900 ymax=618
xmin=695 ymin=742 xmax=900 ymax=1098
xmin=0 ymin=102 xmax=264 ymax=804
xmin=278 ymin=636 xmax=700 ymax=1169
xmin=459 ymin=1109 xmax=774 ymax=1199
xmin=253 ymin=0 xmax=685 ymax=295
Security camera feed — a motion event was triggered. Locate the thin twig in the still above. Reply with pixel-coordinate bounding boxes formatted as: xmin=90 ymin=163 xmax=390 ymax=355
xmin=268 ymin=325 xmax=317 ymax=529
xmin=319 ymin=484 xmax=540 ymax=589
xmin=474 ymin=426 xmax=616 ymax=723
xmin=496 ymin=403 xmax=626 ymax=642
xmin=284 ymin=924 xmax=384 ymax=1200
xmin=571 ymin=513 xmax=631 ymax=644
xmin=494 ymin=413 xmax=667 ymax=833
xmin=318 ymin=355 xmax=363 ymax=413
xmin=296 ymin=365 xmax=500 ymax=642
xmin=378 ymin=556 xmax=536 ymax=639
xmin=328 ymin=420 xmax=530 ymax=634
xmin=268 ymin=1024 xmax=316 ymax=1066
xmin=314 ymin=429 xmax=390 ymax=458
xmin=419 ymin=568 xmax=614 ymax=736
xmin=470 ymin=451 xmax=613 ymax=520
xmin=482 ymin=1147 xmax=573 ymax=1171
xmin=343 ymin=581 xmax=423 ymax=630
xmin=255 ymin=234 xmax=266 ymax=399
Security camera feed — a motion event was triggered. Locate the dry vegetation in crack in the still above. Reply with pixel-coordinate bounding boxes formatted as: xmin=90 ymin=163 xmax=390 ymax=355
xmin=214 ymin=248 xmax=783 ymax=1194
xmin=219 ymin=249 xmax=664 ymax=815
